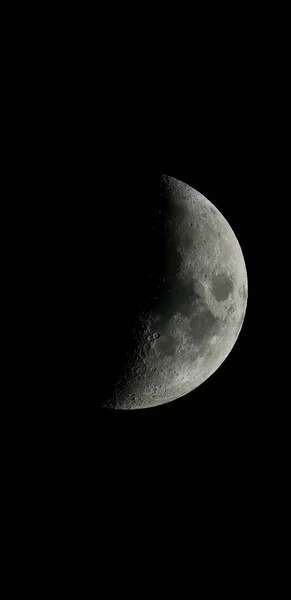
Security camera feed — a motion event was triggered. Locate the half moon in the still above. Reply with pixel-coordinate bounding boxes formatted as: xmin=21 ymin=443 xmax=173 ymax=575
xmin=104 ymin=174 xmax=248 ymax=410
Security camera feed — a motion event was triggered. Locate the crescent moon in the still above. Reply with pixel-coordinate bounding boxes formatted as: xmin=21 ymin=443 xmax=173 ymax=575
xmin=104 ymin=174 xmax=248 ymax=410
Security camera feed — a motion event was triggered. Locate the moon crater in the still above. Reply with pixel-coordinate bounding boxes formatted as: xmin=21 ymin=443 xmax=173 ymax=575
xmin=211 ymin=273 xmax=234 ymax=302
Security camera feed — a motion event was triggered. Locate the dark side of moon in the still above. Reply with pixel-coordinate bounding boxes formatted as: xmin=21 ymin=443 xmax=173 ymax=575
xmin=102 ymin=175 xmax=248 ymax=410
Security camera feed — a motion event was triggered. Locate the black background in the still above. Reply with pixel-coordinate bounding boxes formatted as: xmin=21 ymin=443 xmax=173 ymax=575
xmin=38 ymin=51 xmax=261 ymax=463
xmin=9 ymin=13 xmax=285 ymax=577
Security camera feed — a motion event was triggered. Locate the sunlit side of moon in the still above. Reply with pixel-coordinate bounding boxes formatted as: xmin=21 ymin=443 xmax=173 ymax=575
xmin=106 ymin=175 xmax=248 ymax=410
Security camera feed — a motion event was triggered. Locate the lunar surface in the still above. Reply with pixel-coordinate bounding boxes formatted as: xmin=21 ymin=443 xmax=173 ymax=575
xmin=103 ymin=174 xmax=248 ymax=410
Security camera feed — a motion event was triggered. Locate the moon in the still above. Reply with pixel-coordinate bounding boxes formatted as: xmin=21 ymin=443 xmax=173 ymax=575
xmin=104 ymin=174 xmax=248 ymax=410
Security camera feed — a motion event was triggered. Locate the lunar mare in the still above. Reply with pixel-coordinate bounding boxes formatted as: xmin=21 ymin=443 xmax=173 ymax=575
xmin=105 ymin=175 xmax=248 ymax=410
